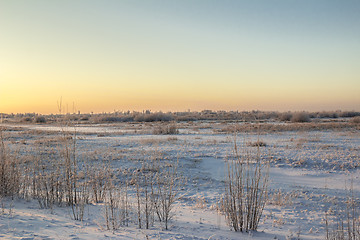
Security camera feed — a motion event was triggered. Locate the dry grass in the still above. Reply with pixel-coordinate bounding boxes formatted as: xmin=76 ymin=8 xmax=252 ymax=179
xmin=0 ymin=129 xmax=21 ymax=197
xmin=268 ymin=190 xmax=298 ymax=206
xmin=247 ymin=140 xmax=267 ymax=147
xmin=325 ymin=183 xmax=360 ymax=240
xmin=218 ymin=122 xmax=356 ymax=133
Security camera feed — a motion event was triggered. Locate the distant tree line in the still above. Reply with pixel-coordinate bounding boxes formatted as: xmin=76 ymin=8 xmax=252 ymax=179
xmin=1 ymin=110 xmax=360 ymax=124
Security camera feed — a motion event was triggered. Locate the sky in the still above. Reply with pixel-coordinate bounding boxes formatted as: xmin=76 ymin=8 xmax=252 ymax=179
xmin=1 ymin=0 xmax=359 ymax=114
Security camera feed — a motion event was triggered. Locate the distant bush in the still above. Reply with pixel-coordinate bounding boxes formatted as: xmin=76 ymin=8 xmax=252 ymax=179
xmin=65 ymin=115 xmax=79 ymax=121
xmin=175 ymin=115 xmax=198 ymax=121
xmin=338 ymin=111 xmax=360 ymax=118
xmin=80 ymin=115 xmax=90 ymax=121
xmin=279 ymin=112 xmax=292 ymax=122
xmin=134 ymin=112 xmax=173 ymax=122
xmin=350 ymin=116 xmax=360 ymax=124
xmin=133 ymin=115 xmax=145 ymax=122
xmin=256 ymin=111 xmax=280 ymax=120
xmin=35 ymin=116 xmax=46 ymax=123
xmin=97 ymin=116 xmax=134 ymax=123
xmin=308 ymin=112 xmax=317 ymax=118
xmin=153 ymin=124 xmax=179 ymax=135
xmin=21 ymin=117 xmax=33 ymax=122
xmin=100 ymin=116 xmax=123 ymax=122
xmin=318 ymin=111 xmax=339 ymax=118
xmin=247 ymin=140 xmax=267 ymax=147
xmin=291 ymin=112 xmax=310 ymax=123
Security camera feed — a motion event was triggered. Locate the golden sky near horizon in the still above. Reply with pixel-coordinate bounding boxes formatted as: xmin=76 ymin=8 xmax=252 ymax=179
xmin=1 ymin=1 xmax=359 ymax=114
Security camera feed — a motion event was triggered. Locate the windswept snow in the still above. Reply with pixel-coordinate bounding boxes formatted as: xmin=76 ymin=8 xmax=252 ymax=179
xmin=1 ymin=121 xmax=359 ymax=239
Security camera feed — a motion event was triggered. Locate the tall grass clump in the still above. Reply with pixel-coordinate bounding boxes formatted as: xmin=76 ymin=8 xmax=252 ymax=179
xmin=32 ymin=152 xmax=64 ymax=209
xmin=59 ymin=122 xmax=90 ymax=221
xmin=221 ymin=135 xmax=269 ymax=232
xmin=103 ymin=172 xmax=129 ymax=231
xmin=152 ymin=159 xmax=182 ymax=230
xmin=131 ymin=154 xmax=183 ymax=230
xmin=30 ymin=101 xmax=88 ymax=220
xmin=0 ymin=128 xmax=21 ymax=197
xmin=29 ymin=123 xmax=87 ymax=221
xmin=325 ymin=183 xmax=360 ymax=240
xmin=153 ymin=123 xmax=179 ymax=135
xmin=133 ymin=164 xmax=156 ymax=229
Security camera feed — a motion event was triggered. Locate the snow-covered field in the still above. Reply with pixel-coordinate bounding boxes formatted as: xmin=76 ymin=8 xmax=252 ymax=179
xmin=1 ymin=121 xmax=359 ymax=240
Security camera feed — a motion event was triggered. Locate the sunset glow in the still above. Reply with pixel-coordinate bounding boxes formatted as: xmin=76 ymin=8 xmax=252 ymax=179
xmin=1 ymin=0 xmax=359 ymax=114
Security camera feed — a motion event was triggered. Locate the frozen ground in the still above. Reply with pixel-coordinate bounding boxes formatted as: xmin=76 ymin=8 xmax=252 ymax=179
xmin=1 ymin=121 xmax=359 ymax=239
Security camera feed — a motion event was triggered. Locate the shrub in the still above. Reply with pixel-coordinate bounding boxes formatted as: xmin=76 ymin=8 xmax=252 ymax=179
xmin=221 ymin=139 xmax=269 ymax=232
xmin=134 ymin=112 xmax=173 ymax=122
xmin=99 ymin=116 xmax=123 ymax=122
xmin=35 ymin=116 xmax=46 ymax=123
xmin=80 ymin=115 xmax=90 ymax=121
xmin=97 ymin=116 xmax=134 ymax=123
xmin=279 ymin=112 xmax=292 ymax=121
xmin=21 ymin=117 xmax=33 ymax=122
xmin=338 ymin=111 xmax=360 ymax=118
xmin=291 ymin=112 xmax=310 ymax=123
xmin=153 ymin=124 xmax=179 ymax=135
xmin=64 ymin=115 xmax=80 ymax=121
xmin=152 ymin=159 xmax=182 ymax=230
xmin=318 ymin=111 xmax=339 ymax=118
xmin=247 ymin=140 xmax=267 ymax=147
